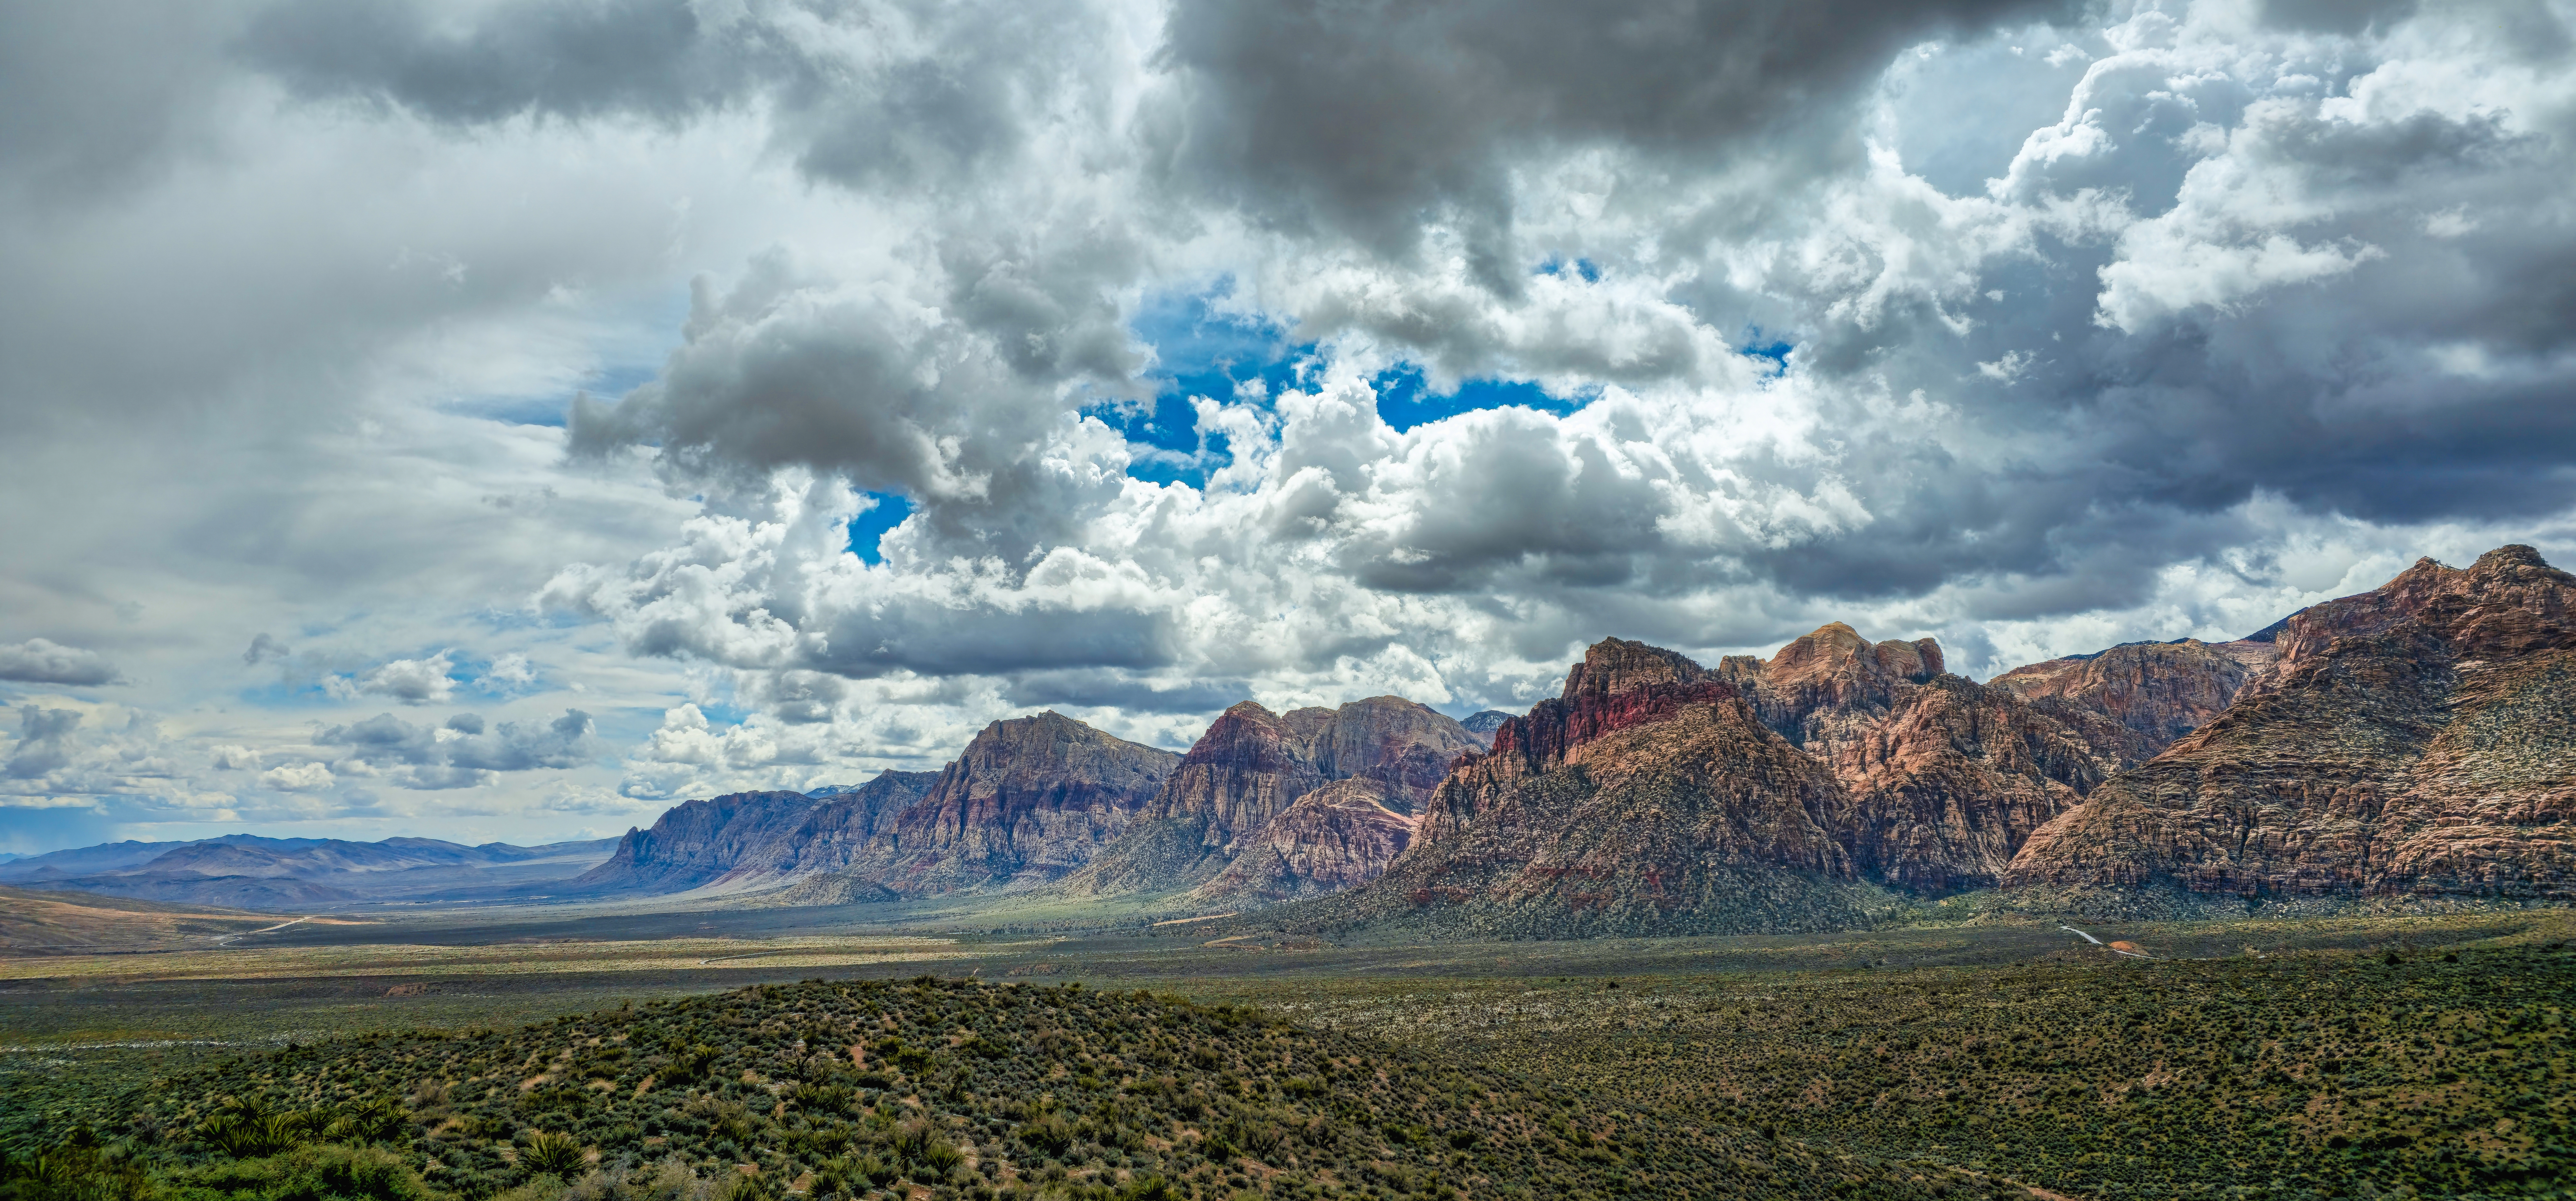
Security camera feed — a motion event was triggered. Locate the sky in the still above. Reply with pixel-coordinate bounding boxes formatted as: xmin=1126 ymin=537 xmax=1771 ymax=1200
xmin=3 ymin=0 xmax=2573 ymax=855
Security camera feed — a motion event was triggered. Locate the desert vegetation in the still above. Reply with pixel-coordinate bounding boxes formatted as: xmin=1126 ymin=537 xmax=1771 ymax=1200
xmin=6 ymin=976 xmax=2029 ymax=1201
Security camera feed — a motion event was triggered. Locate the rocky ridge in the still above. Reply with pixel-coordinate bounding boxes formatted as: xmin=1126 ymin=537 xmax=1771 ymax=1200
xmin=1063 ymin=696 xmax=1480 ymax=899
xmin=1992 ymin=637 xmax=2274 ymax=753
xmin=1715 ymin=623 xmax=2148 ymax=892
xmin=2001 ymin=546 xmax=2576 ymax=912
xmin=1196 ymin=778 xmax=1422 ymax=900
xmin=788 ymin=712 xmax=1179 ymax=898
xmin=1307 ymin=638 xmax=1896 ymax=938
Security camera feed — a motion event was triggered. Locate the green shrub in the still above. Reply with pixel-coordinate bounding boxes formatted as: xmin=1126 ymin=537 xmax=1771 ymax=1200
xmin=516 ymin=1130 xmax=585 ymax=1179
xmin=171 ymin=1143 xmax=433 ymax=1201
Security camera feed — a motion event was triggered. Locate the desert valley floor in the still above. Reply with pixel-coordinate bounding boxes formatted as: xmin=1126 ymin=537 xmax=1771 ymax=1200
xmin=3 ymin=889 xmax=2569 ymax=1201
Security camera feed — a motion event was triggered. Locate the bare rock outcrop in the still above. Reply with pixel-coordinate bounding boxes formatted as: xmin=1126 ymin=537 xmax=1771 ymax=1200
xmin=1309 ymin=638 xmax=1890 ymax=938
xmin=1721 ymin=624 xmax=2144 ymax=893
xmin=2002 ymin=545 xmax=2576 ymax=911
xmin=1064 ymin=696 xmax=1479 ymax=896
xmin=572 ymin=773 xmax=939 ymax=896
xmin=575 ymin=790 xmax=824 ymax=895
xmin=1196 ymin=779 xmax=1420 ymax=901
xmin=1992 ymin=638 xmax=2272 ymax=754
xmin=837 ymin=712 xmax=1179 ymax=896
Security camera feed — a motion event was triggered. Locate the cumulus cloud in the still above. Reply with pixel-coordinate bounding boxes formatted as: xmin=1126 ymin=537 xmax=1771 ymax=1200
xmin=259 ymin=762 xmax=335 ymax=792
xmin=6 ymin=0 xmax=2576 ymax=836
xmin=326 ymin=651 xmax=458 ymax=705
xmin=540 ymin=0 xmax=2576 ymax=764
xmin=314 ymin=708 xmax=601 ymax=790
xmin=0 ymin=638 xmax=123 ymax=686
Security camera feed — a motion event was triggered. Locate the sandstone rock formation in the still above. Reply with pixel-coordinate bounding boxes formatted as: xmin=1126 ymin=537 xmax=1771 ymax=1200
xmin=830 ymin=712 xmax=1179 ymax=895
xmin=1312 ymin=638 xmax=1895 ymax=938
xmin=2002 ymin=546 xmax=2576 ymax=912
xmin=579 ymin=714 xmax=1174 ymax=902
xmin=1065 ymin=696 xmax=1480 ymax=897
xmin=1992 ymin=637 xmax=2274 ymax=754
xmin=1197 ymin=779 xmax=1421 ymax=901
xmin=575 ymin=791 xmax=831 ymax=894
xmin=577 ymin=772 xmax=942 ymax=898
xmin=1719 ymin=624 xmax=2146 ymax=892
xmin=691 ymin=770 xmax=942 ymax=891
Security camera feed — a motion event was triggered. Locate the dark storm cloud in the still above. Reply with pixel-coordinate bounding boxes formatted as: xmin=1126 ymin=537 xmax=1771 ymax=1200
xmin=239 ymin=0 xmax=771 ymax=126
xmin=568 ymin=252 xmax=1133 ymax=570
xmin=1003 ymin=671 xmax=1250 ymax=717
xmin=4 ymin=706 xmax=81 ymax=778
xmin=806 ymin=604 xmax=1177 ymax=679
xmin=2258 ymin=0 xmax=2421 ymax=34
xmin=0 ymin=0 xmax=243 ymax=199
xmin=1148 ymin=0 xmax=2077 ymax=281
xmin=0 ymin=639 xmax=124 ymax=686
xmin=239 ymin=0 xmax=1101 ymax=194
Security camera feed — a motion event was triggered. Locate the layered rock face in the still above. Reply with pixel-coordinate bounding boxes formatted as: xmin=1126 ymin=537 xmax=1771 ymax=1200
xmin=2002 ymin=546 xmax=2576 ymax=910
xmin=700 ymin=770 xmax=941 ymax=890
xmin=1197 ymin=779 xmax=1420 ymax=901
xmin=1992 ymin=638 xmax=2273 ymax=754
xmin=1320 ymin=638 xmax=1888 ymax=938
xmin=1720 ymin=624 xmax=2145 ymax=893
xmin=840 ymin=712 xmax=1180 ymax=895
xmin=577 ymin=773 xmax=941 ymax=897
xmin=1066 ymin=696 xmax=1480 ymax=897
xmin=575 ymin=791 xmax=826 ymax=894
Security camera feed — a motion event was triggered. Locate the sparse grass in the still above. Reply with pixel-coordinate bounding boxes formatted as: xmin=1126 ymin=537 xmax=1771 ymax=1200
xmin=22 ymin=977 xmax=2025 ymax=1200
xmin=5 ymin=898 xmax=2568 ymax=1200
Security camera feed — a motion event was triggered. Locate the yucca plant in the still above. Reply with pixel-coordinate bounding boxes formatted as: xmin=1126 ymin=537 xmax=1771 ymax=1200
xmin=1017 ymin=1114 xmax=1075 ymax=1157
xmin=198 ymin=1098 xmax=301 ymax=1159
xmin=517 ymin=1130 xmax=587 ymax=1179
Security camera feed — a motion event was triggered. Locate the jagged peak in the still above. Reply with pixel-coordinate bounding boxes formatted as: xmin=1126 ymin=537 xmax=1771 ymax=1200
xmin=1220 ymin=699 xmax=1280 ymax=720
xmin=2472 ymin=543 xmax=2558 ymax=574
xmin=1766 ymin=623 xmax=1944 ymax=683
xmin=1563 ymin=637 xmax=1708 ymax=698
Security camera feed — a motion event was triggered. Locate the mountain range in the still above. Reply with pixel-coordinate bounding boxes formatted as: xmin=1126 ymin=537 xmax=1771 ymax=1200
xmin=14 ymin=546 xmax=2567 ymax=927
xmin=0 ymin=834 xmax=617 ymax=909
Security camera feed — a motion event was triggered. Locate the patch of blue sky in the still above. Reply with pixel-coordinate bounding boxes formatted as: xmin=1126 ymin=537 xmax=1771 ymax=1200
xmin=845 ymin=491 xmax=916 ymax=564
xmin=1743 ymin=329 xmax=1795 ymax=377
xmin=1533 ymin=255 xmax=1602 ymax=282
xmin=1371 ymin=365 xmax=1589 ymax=434
xmin=1096 ymin=284 xmax=1320 ymax=488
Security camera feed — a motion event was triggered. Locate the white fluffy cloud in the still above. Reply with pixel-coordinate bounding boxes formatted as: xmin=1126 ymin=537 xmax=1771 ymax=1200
xmin=5 ymin=0 xmax=2575 ymax=835
xmin=327 ymin=651 xmax=459 ymax=706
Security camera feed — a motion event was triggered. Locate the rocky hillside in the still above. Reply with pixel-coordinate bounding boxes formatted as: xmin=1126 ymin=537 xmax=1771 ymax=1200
xmin=575 ymin=790 xmax=833 ymax=895
xmin=1305 ymin=639 xmax=1899 ymax=938
xmin=573 ymin=771 xmax=940 ymax=896
xmin=1196 ymin=778 xmax=1421 ymax=901
xmin=1991 ymin=636 xmax=2275 ymax=753
xmin=1715 ymin=623 xmax=2148 ymax=893
xmin=792 ymin=712 xmax=1180 ymax=898
xmin=2002 ymin=545 xmax=2576 ymax=913
xmin=1061 ymin=697 xmax=1479 ymax=899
